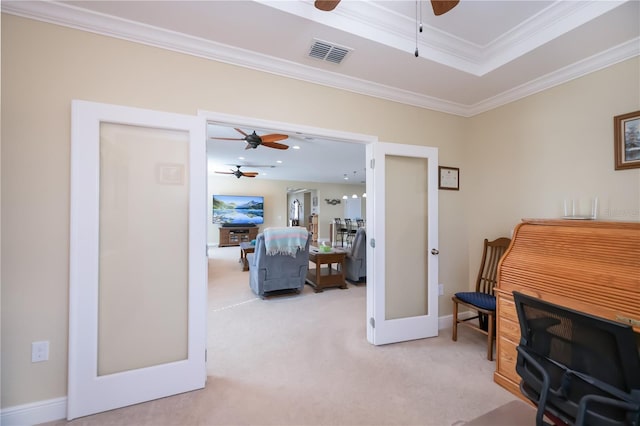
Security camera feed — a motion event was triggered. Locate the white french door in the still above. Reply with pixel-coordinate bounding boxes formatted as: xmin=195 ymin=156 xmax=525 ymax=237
xmin=68 ymin=101 xmax=207 ymax=419
xmin=366 ymin=142 xmax=439 ymax=345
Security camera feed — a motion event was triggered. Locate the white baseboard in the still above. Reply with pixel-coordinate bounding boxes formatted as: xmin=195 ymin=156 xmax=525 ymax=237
xmin=438 ymin=310 xmax=475 ymax=331
xmin=1 ymin=397 xmax=66 ymax=426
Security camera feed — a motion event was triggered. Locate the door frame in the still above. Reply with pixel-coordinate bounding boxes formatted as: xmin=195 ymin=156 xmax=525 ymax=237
xmin=201 ymin=110 xmax=439 ymax=346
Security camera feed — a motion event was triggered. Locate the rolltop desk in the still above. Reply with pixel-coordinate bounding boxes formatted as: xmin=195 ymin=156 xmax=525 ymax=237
xmin=494 ymin=219 xmax=640 ymax=397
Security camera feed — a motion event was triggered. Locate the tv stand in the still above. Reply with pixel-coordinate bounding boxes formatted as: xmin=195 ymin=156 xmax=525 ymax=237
xmin=219 ymin=226 xmax=259 ymax=247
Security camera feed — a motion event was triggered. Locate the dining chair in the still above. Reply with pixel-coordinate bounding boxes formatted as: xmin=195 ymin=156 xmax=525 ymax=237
xmin=344 ymin=218 xmax=357 ymax=246
xmin=334 ymin=218 xmax=348 ymax=247
xmin=452 ymin=237 xmax=511 ymax=360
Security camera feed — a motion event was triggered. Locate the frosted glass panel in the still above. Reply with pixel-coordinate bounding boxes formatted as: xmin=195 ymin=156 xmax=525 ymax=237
xmin=385 ymin=155 xmax=429 ymax=320
xmin=98 ymin=123 xmax=189 ymax=376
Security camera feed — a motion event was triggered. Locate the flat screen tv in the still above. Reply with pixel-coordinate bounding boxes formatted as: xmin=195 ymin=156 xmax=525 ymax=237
xmin=212 ymin=195 xmax=264 ymax=226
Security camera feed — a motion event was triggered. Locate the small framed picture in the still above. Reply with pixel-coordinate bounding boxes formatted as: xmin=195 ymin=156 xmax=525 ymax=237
xmin=614 ymin=110 xmax=640 ymax=170
xmin=439 ymin=166 xmax=459 ymax=190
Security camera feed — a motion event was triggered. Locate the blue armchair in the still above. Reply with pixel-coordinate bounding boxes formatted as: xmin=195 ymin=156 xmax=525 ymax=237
xmin=247 ymin=230 xmax=311 ymax=297
xmin=344 ymin=228 xmax=366 ymax=282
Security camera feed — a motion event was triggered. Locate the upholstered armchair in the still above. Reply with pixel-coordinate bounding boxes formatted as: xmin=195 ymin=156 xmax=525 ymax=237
xmin=344 ymin=228 xmax=366 ymax=282
xmin=247 ymin=228 xmax=311 ymax=298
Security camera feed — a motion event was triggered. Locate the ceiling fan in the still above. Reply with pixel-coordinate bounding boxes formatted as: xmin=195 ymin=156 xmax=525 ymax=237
xmin=314 ymin=0 xmax=459 ymax=16
xmin=209 ymin=128 xmax=289 ymax=150
xmin=215 ymin=165 xmax=259 ymax=179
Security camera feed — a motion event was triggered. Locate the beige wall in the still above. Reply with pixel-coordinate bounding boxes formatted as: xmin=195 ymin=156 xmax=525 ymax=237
xmin=465 ymin=59 xmax=640 ymax=280
xmin=1 ymin=13 xmax=638 ymax=409
xmin=1 ymin=15 xmax=467 ymax=407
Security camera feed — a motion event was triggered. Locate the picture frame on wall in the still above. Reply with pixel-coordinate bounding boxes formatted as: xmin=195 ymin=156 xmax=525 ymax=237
xmin=438 ymin=166 xmax=459 ymax=190
xmin=614 ymin=110 xmax=640 ymax=170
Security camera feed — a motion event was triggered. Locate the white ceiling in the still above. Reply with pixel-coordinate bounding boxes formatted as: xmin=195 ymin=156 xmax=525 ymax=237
xmin=4 ymin=0 xmax=638 ymax=184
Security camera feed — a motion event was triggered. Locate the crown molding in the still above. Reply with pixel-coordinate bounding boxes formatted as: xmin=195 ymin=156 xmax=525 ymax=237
xmin=468 ymin=37 xmax=640 ymax=116
xmin=259 ymin=1 xmax=627 ymax=76
xmin=478 ymin=0 xmax=626 ymax=75
xmin=2 ymin=1 xmax=637 ymax=118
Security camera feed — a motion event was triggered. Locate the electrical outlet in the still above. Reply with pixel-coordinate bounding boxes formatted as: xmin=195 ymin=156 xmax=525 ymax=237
xmin=438 ymin=283 xmax=444 ymax=296
xmin=31 ymin=341 xmax=49 ymax=363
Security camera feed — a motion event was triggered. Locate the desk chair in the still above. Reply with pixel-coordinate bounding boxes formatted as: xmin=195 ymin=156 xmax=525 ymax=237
xmin=452 ymin=237 xmax=511 ymax=360
xmin=513 ymin=292 xmax=640 ymax=426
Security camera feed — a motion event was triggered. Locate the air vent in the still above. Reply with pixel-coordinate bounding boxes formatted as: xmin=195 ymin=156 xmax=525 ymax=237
xmin=308 ymin=39 xmax=352 ymax=64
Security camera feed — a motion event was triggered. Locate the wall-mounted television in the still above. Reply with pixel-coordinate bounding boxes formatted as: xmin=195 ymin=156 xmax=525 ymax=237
xmin=212 ymin=195 xmax=264 ymax=226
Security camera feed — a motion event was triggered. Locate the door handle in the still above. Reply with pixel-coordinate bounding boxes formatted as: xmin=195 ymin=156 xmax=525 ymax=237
xmin=431 ymin=249 xmax=439 ymax=255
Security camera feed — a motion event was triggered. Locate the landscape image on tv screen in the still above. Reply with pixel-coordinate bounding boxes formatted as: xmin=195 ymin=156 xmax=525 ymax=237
xmin=212 ymin=195 xmax=264 ymax=225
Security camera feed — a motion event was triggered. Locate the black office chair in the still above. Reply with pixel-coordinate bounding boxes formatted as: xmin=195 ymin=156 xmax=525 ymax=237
xmin=513 ymin=291 xmax=640 ymax=426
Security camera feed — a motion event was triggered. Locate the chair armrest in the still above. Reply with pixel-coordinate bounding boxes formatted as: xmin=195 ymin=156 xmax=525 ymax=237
xmin=517 ymin=346 xmax=552 ymax=426
xmin=576 ymin=394 xmax=640 ymax=425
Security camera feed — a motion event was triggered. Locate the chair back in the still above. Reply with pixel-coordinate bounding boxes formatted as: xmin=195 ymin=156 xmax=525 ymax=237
xmin=349 ymin=228 xmax=366 ymax=259
xmin=248 ymin=231 xmax=311 ymax=297
xmin=344 ymin=228 xmax=367 ymax=282
xmin=513 ymin=291 xmax=640 ymax=426
xmin=475 ymin=237 xmax=511 ymax=295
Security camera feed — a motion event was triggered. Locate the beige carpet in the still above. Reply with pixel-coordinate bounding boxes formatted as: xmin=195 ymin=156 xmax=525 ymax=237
xmin=45 ymin=246 xmax=522 ymax=426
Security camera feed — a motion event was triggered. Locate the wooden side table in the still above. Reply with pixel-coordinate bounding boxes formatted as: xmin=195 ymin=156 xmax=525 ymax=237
xmin=239 ymin=242 xmax=255 ymax=271
xmin=305 ymin=248 xmax=347 ymax=292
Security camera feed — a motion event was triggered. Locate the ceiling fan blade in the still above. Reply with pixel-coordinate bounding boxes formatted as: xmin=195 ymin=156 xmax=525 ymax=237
xmin=261 ymin=141 xmax=290 ymax=150
xmin=234 ymin=128 xmax=249 ymax=137
xmin=215 ymin=171 xmax=234 ymax=175
xmin=209 ymin=136 xmax=244 ymax=141
xmin=431 ymin=0 xmax=459 ymax=16
xmin=225 ymin=163 xmax=275 ymax=168
xmin=242 ymin=172 xmax=259 ymax=177
xmin=260 ymin=133 xmax=289 ymax=143
xmin=314 ymin=0 xmax=340 ymax=11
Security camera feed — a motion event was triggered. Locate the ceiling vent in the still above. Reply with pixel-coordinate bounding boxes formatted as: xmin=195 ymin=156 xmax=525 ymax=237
xmin=308 ymin=39 xmax=352 ymax=64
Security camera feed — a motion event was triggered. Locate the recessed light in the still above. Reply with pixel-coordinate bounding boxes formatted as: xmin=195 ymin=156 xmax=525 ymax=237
xmin=293 ymin=145 xmax=300 ymax=150
xmin=277 ymin=160 xmax=283 ymax=164
xmin=238 ymin=156 xmax=245 ymax=160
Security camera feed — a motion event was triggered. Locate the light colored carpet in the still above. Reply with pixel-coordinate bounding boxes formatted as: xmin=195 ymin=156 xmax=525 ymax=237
xmin=45 ymin=246 xmax=520 ymax=426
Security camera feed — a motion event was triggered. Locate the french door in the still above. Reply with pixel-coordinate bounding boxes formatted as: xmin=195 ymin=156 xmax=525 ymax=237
xmin=68 ymin=101 xmax=207 ymax=419
xmin=366 ymin=142 xmax=439 ymax=345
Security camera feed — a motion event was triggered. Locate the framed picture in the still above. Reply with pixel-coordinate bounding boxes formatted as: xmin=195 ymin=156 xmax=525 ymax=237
xmin=614 ymin=110 xmax=640 ymax=170
xmin=438 ymin=166 xmax=459 ymax=190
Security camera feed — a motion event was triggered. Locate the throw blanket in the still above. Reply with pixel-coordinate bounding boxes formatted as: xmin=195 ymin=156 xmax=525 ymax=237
xmin=264 ymin=226 xmax=308 ymax=257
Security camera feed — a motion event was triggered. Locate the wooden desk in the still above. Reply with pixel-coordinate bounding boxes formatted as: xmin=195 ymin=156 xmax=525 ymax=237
xmin=306 ymin=248 xmax=347 ymax=292
xmin=494 ymin=219 xmax=640 ymax=397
